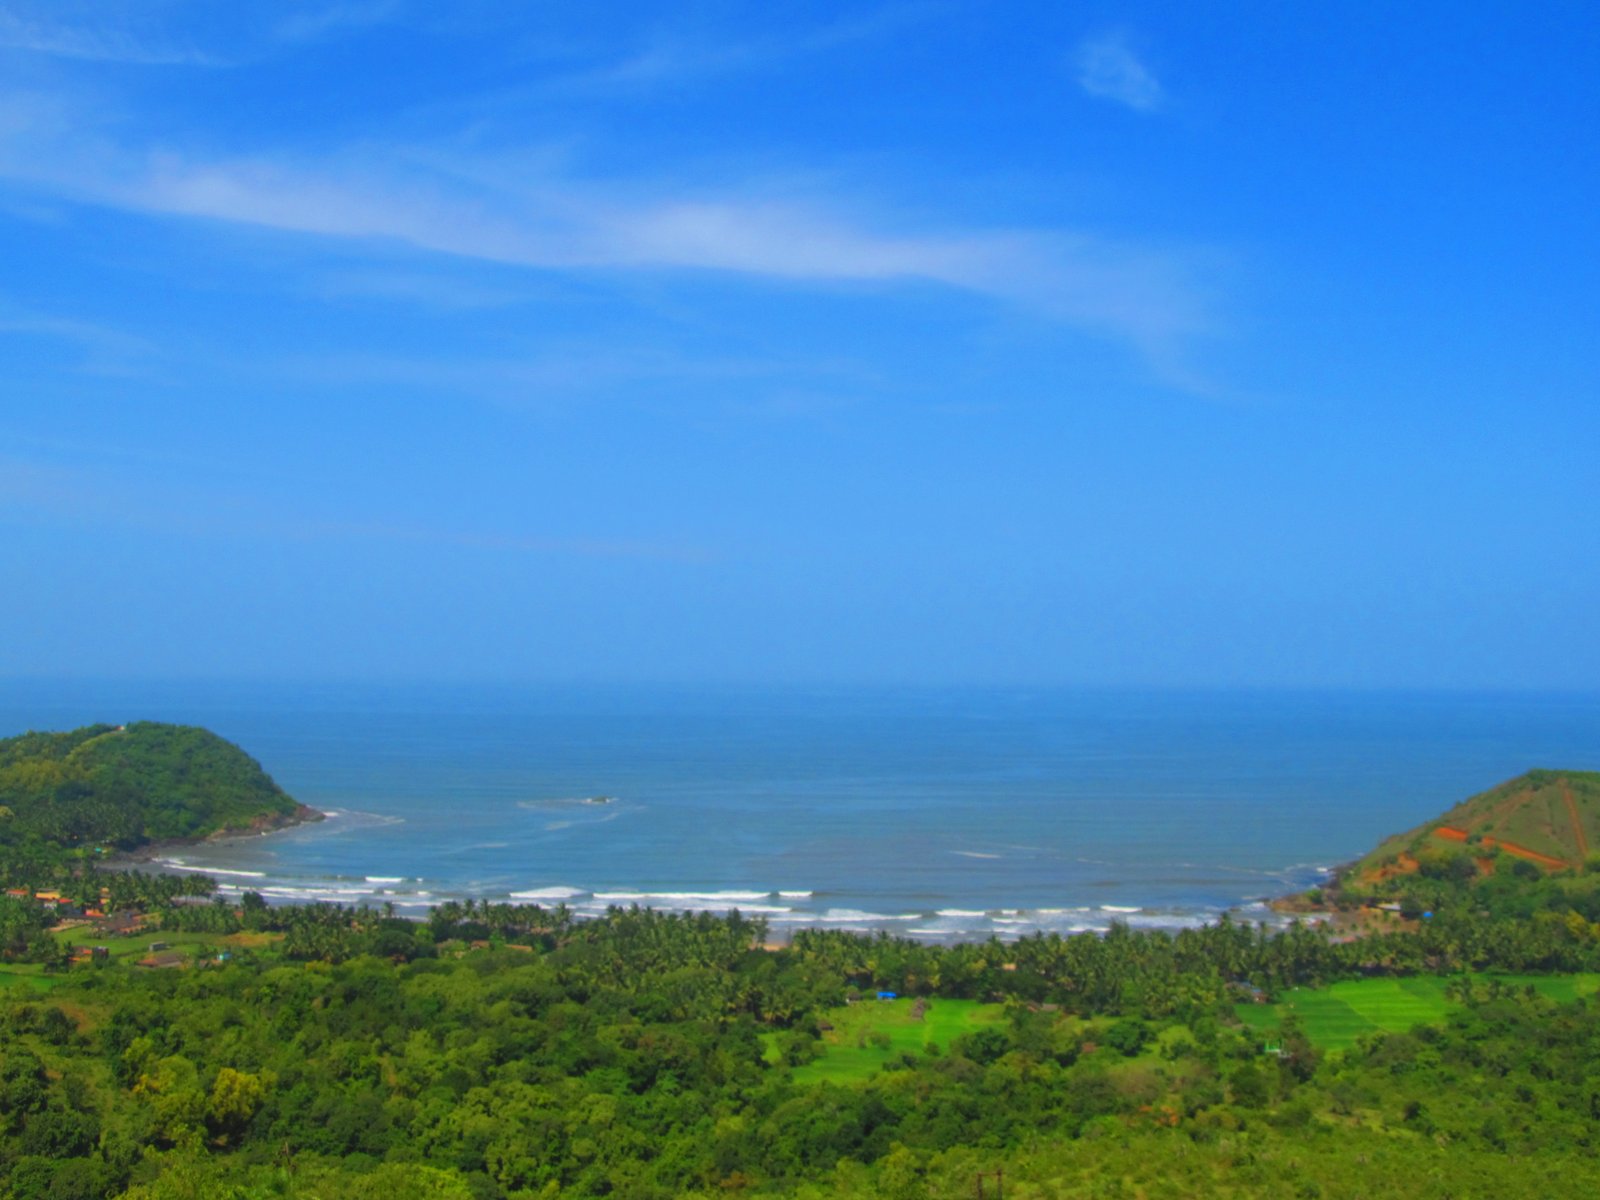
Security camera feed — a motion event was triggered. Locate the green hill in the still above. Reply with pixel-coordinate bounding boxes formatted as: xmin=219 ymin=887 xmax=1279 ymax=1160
xmin=0 ymin=721 xmax=310 ymax=850
xmin=1343 ymin=769 xmax=1600 ymax=894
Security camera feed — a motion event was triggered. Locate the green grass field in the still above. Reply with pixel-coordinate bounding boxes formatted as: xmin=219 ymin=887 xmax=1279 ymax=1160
xmin=791 ymin=997 xmax=1006 ymax=1084
xmin=0 ymin=966 xmax=57 ymax=992
xmin=51 ymin=927 xmax=233 ymax=961
xmin=0 ymin=928 xmax=263 ymax=994
xmin=0 ymin=928 xmax=236 ymax=992
xmin=1236 ymin=973 xmax=1600 ymax=1051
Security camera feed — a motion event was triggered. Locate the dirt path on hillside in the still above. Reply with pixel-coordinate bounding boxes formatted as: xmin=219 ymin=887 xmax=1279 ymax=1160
xmin=1562 ymin=780 xmax=1590 ymax=864
xmin=1486 ymin=838 xmax=1570 ymax=870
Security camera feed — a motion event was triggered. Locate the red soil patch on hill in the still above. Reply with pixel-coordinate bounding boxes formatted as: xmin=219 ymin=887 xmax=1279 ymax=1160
xmin=1562 ymin=780 xmax=1590 ymax=862
xmin=1482 ymin=837 xmax=1568 ymax=870
xmin=1428 ymin=825 xmax=1571 ymax=871
xmin=1355 ymin=851 xmax=1421 ymax=889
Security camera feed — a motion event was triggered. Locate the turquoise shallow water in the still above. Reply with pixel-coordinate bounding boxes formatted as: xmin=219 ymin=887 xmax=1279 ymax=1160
xmin=2 ymin=683 xmax=1597 ymax=939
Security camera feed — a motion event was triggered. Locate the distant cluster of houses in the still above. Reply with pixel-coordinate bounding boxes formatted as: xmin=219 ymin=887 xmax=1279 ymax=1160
xmin=6 ymin=885 xmax=162 ymax=965
xmin=6 ymin=885 xmax=150 ymax=930
xmin=4 ymin=885 xmax=249 ymax=971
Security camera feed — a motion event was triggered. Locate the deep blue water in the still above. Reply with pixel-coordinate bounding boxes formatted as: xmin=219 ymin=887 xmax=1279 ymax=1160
xmin=2 ymin=682 xmax=1597 ymax=940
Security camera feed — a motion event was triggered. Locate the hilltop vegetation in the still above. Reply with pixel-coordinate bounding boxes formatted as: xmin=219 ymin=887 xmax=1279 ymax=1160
xmin=0 ymin=722 xmax=306 ymax=853
xmin=1347 ymin=769 xmax=1600 ymax=884
xmin=1306 ymin=769 xmax=1600 ymax=921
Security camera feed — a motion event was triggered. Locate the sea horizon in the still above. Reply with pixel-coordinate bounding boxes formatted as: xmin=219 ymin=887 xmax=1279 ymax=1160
xmin=4 ymin=680 xmax=1597 ymax=942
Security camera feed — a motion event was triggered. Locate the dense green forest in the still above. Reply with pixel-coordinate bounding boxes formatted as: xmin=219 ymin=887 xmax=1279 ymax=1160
xmin=7 ymin=905 xmax=1600 ymax=1198
xmin=0 ymin=723 xmax=306 ymax=858
xmin=7 ymin=750 xmax=1600 ymax=1197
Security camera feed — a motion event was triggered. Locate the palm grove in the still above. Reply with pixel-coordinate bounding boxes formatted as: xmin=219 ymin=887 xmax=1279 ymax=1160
xmin=5 ymin=726 xmax=1600 ymax=1197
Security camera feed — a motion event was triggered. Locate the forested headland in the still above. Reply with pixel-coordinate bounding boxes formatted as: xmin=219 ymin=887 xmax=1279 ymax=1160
xmin=5 ymin=738 xmax=1600 ymax=1198
xmin=0 ymin=722 xmax=313 ymax=875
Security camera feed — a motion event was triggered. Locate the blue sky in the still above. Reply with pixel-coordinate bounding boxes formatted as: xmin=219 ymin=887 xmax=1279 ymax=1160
xmin=1 ymin=1 xmax=1596 ymax=687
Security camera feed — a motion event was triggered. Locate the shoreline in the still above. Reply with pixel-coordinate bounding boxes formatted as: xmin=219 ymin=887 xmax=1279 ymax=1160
xmin=112 ymin=808 xmax=1335 ymax=944
xmin=104 ymin=802 xmax=326 ymax=868
xmin=136 ymin=876 xmax=1315 ymax=946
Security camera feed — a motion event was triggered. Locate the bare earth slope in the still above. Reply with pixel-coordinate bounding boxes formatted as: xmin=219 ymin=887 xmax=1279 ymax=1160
xmin=1347 ymin=769 xmax=1600 ymax=890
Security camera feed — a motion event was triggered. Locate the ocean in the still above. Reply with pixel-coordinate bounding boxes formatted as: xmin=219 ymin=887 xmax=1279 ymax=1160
xmin=2 ymin=682 xmax=1596 ymax=941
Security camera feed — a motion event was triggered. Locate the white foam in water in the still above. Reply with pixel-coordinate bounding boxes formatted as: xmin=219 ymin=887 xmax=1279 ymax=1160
xmin=1125 ymin=912 xmax=1209 ymax=929
xmin=365 ymin=876 xmax=404 ymax=883
xmin=1100 ymin=905 xmax=1141 ymax=913
xmin=806 ymin=909 xmax=920 ymax=923
xmin=778 ymin=890 xmax=813 ymax=898
xmin=592 ymin=890 xmax=771 ymax=903
xmin=258 ymin=884 xmax=373 ymax=901
xmin=510 ymin=886 xmax=586 ymax=900
xmin=936 ymin=909 xmax=986 ymax=918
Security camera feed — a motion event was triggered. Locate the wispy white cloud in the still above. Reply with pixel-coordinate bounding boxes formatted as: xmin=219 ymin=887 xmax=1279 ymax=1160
xmin=0 ymin=1 xmax=406 ymax=68
xmin=1074 ymin=32 xmax=1164 ymax=113
xmin=545 ymin=5 xmax=933 ymax=96
xmin=0 ymin=311 xmax=148 ymax=354
xmin=308 ymin=268 xmax=530 ymax=311
xmin=272 ymin=1 xmax=402 ymax=45
xmin=551 ymin=37 xmax=765 ymax=95
xmin=0 ymin=299 xmax=159 ymax=375
xmin=0 ymin=39 xmax=1218 ymax=381
xmin=0 ymin=5 xmax=221 ymax=66
xmin=0 ymin=128 xmax=1213 ymax=365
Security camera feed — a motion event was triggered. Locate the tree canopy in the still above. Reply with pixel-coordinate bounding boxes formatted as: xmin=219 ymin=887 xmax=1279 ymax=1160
xmin=0 ymin=722 xmax=303 ymax=852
